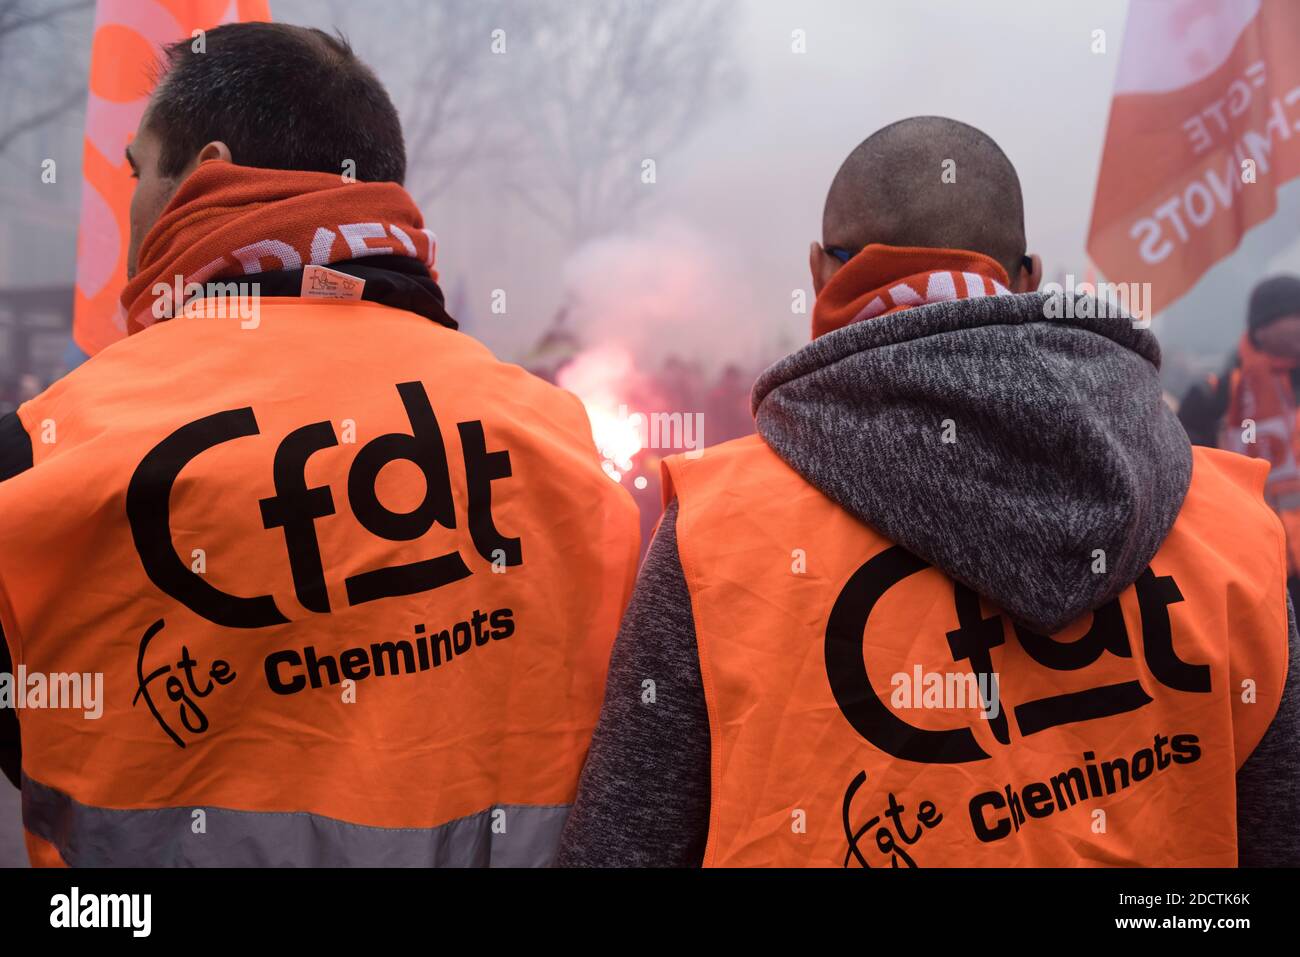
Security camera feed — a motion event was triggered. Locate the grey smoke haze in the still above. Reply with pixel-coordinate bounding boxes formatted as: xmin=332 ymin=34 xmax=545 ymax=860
xmin=2 ymin=0 xmax=1299 ymax=384
xmin=300 ymin=0 xmax=1300 ymax=379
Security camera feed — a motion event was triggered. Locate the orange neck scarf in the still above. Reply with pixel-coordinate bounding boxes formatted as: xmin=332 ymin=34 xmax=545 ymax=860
xmin=119 ymin=160 xmax=437 ymax=336
xmin=811 ymin=244 xmax=1012 ymax=339
xmin=1227 ymin=332 xmax=1299 ymax=445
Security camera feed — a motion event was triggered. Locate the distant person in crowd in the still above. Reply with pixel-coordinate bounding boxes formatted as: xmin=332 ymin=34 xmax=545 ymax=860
xmin=1180 ymin=275 xmax=1300 ymax=591
xmin=0 ymin=22 xmax=638 ymax=867
xmin=559 ymin=117 xmax=1299 ymax=868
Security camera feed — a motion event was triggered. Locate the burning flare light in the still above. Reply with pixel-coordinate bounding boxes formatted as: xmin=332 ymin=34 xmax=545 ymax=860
xmin=557 ymin=345 xmax=645 ymax=482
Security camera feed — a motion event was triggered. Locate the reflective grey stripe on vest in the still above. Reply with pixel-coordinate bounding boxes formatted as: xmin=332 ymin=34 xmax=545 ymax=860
xmin=22 ymin=773 xmax=570 ymax=867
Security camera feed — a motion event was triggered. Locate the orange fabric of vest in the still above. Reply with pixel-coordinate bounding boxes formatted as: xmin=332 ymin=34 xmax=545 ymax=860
xmin=0 ymin=299 xmax=640 ymax=866
xmin=1221 ymin=359 xmax=1300 ymax=575
xmin=664 ymin=436 xmax=1288 ymax=867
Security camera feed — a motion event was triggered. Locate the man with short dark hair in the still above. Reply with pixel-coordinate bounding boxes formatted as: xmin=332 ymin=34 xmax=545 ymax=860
xmin=0 ymin=22 xmax=640 ymax=867
xmin=559 ymin=116 xmax=1300 ymax=868
xmin=125 ymin=24 xmax=408 ymax=280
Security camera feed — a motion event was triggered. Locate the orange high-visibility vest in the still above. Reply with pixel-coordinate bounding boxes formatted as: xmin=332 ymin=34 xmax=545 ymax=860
xmin=1221 ymin=364 xmax=1300 ymax=575
xmin=663 ymin=435 xmax=1288 ymax=867
xmin=0 ymin=299 xmax=640 ymax=866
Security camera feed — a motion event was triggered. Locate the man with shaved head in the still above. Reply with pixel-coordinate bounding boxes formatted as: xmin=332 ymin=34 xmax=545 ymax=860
xmin=814 ymin=116 xmax=1037 ymax=297
xmin=560 ymin=116 xmax=1299 ymax=868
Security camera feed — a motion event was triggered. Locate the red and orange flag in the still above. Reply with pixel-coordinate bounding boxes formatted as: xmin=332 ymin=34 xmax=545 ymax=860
xmin=1087 ymin=0 xmax=1300 ymax=317
xmin=74 ymin=0 xmax=272 ymax=356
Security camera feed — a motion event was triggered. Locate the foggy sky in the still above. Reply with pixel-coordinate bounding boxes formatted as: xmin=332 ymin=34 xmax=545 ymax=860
xmin=4 ymin=0 xmax=1299 ymax=377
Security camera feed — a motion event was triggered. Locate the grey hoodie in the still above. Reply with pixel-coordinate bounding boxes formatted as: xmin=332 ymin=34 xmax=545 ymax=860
xmin=755 ymin=290 xmax=1190 ymax=634
xmin=556 ymin=290 xmax=1300 ymax=867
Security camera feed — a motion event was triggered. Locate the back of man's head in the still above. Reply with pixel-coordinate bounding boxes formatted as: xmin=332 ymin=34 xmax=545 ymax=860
xmin=145 ymin=21 xmax=406 ymax=184
xmin=823 ymin=116 xmax=1026 ymax=280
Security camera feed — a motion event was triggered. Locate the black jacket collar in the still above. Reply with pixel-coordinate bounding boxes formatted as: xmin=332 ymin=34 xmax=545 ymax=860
xmin=226 ymin=255 xmax=457 ymax=329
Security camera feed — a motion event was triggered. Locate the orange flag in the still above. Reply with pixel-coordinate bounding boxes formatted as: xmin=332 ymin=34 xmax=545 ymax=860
xmin=74 ymin=0 xmax=272 ymax=357
xmin=1087 ymin=0 xmax=1300 ymax=317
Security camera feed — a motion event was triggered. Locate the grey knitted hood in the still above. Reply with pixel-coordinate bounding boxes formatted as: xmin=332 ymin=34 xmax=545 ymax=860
xmin=752 ymin=291 xmax=1192 ymax=634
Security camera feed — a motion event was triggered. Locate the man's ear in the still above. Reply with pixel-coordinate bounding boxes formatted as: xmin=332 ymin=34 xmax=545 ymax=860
xmin=1012 ymin=253 xmax=1042 ymax=293
xmin=194 ymin=140 xmax=232 ymax=168
xmin=810 ymin=241 xmax=843 ymax=296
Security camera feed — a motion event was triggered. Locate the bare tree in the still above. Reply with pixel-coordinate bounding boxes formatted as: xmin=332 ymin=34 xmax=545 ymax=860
xmin=314 ymin=0 xmax=739 ymax=241
xmin=503 ymin=0 xmax=741 ymax=242
xmin=390 ymin=1 xmax=525 ymax=207
xmin=314 ymin=0 xmax=524 ymax=209
xmin=0 ymin=0 xmax=93 ymax=154
xmin=272 ymin=0 xmax=741 ymax=247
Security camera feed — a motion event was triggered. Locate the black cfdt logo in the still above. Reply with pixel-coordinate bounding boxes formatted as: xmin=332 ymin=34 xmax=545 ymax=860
xmin=126 ymin=381 xmax=521 ymax=629
xmin=824 ymin=546 xmax=1209 ymax=764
